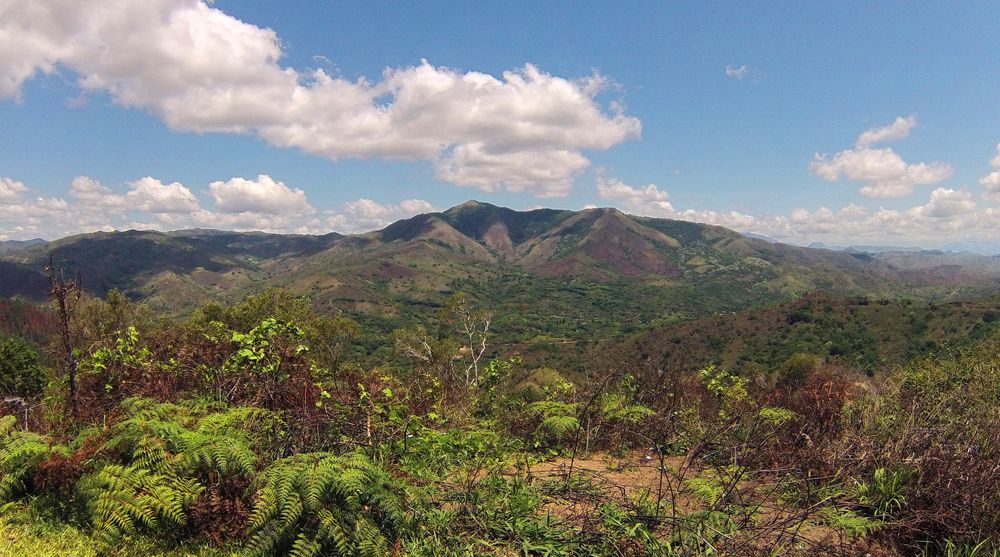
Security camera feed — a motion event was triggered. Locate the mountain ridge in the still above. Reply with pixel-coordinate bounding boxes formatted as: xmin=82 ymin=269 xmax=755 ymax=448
xmin=3 ymin=200 xmax=1000 ymax=370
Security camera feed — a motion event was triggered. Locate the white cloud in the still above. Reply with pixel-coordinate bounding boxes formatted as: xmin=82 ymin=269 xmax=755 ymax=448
xmin=208 ymin=175 xmax=313 ymax=215
xmin=325 ymin=198 xmax=435 ymax=233
xmin=69 ymin=176 xmax=114 ymax=202
xmin=0 ymin=174 xmax=438 ymax=239
xmin=596 ymin=176 xmax=674 ymax=215
xmin=810 ymin=147 xmax=953 ymax=198
xmin=594 ymin=175 xmax=764 ymax=231
xmin=437 ymin=146 xmax=589 ymax=197
xmin=0 ymin=177 xmax=28 ymax=201
xmin=126 ymin=176 xmax=200 ymax=213
xmin=979 ymin=143 xmax=1000 ymax=202
xmin=0 ymin=1 xmax=640 ymax=196
xmin=810 ymin=116 xmax=952 ymax=198
xmin=724 ymin=65 xmax=749 ymax=80
xmin=856 ymin=115 xmax=917 ymax=147
xmin=919 ymin=187 xmax=976 ymax=218
xmin=593 ymin=176 xmax=1000 ymax=247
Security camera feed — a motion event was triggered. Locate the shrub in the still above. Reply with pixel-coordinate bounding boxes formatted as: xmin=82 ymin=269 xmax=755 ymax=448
xmin=0 ymin=336 xmax=46 ymax=398
xmin=0 ymin=415 xmax=63 ymax=502
xmin=246 ymin=451 xmax=408 ymax=557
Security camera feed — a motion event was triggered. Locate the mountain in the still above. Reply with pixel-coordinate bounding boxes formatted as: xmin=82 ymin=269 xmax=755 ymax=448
xmin=0 ymin=238 xmax=46 ymax=254
xmin=4 ymin=201 xmax=1000 ymax=368
xmin=941 ymin=240 xmax=1000 ymax=256
xmin=742 ymin=232 xmax=782 ymax=244
xmin=808 ymin=242 xmax=927 ymax=253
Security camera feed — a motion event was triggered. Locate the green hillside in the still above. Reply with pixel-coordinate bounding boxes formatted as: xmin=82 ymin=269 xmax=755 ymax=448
xmin=4 ymin=201 xmax=1000 ymax=371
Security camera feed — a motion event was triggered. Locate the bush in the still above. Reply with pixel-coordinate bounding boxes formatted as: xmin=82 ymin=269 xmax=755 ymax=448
xmin=776 ymin=352 xmax=818 ymax=388
xmin=0 ymin=336 xmax=46 ymax=398
xmin=246 ymin=452 xmax=407 ymax=557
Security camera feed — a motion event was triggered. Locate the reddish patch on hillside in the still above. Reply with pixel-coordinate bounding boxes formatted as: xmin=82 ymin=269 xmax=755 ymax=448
xmin=579 ymin=214 xmax=680 ymax=277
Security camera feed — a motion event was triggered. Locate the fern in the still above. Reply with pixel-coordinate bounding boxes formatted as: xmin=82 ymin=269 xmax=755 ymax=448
xmin=78 ymin=463 xmax=203 ymax=540
xmin=526 ymin=401 xmax=579 ymax=446
xmin=536 ymin=415 xmax=579 ymax=441
xmin=0 ymin=415 xmax=64 ymax=502
xmin=105 ymin=399 xmax=263 ymax=478
xmin=247 ymin=451 xmax=407 ymax=557
xmin=79 ymin=399 xmax=267 ymax=541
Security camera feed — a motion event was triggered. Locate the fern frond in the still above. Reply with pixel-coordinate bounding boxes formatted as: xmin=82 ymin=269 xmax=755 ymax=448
xmin=246 ymin=451 xmax=408 ymax=557
xmin=79 ymin=463 xmax=203 ymax=540
xmin=0 ymin=422 xmax=59 ymax=502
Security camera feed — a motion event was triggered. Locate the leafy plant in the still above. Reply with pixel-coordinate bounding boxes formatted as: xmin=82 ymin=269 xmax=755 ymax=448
xmin=525 ymin=400 xmax=579 ymax=449
xmin=78 ymin=463 xmax=203 ymax=541
xmin=0 ymin=336 xmax=46 ymax=397
xmin=0 ymin=415 xmax=63 ymax=502
xmin=857 ymin=466 xmax=909 ymax=518
xmin=246 ymin=451 xmax=407 ymax=557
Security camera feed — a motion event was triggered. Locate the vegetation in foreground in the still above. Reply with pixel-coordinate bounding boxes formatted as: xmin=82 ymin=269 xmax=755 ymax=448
xmin=0 ymin=287 xmax=998 ymax=556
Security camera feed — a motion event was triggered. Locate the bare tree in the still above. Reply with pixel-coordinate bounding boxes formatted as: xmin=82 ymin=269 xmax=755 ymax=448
xmin=443 ymin=293 xmax=491 ymax=387
xmin=45 ymin=256 xmax=81 ymax=421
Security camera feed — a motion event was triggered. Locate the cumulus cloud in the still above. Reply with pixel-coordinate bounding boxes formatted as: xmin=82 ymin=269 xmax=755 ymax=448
xmin=856 ymin=115 xmax=917 ymax=147
xmin=208 ymin=175 xmax=313 ymax=215
xmin=435 ymin=145 xmax=590 ymax=198
xmin=594 ymin=175 xmax=765 ymax=231
xmin=0 ymin=177 xmax=28 ymax=202
xmin=325 ymin=198 xmax=435 ymax=233
xmin=0 ymin=0 xmax=640 ymax=197
xmin=593 ymin=176 xmax=999 ymax=246
xmin=810 ymin=148 xmax=953 ymax=198
xmin=596 ymin=176 xmax=674 ymax=215
xmin=979 ymin=143 xmax=1000 ymax=201
xmin=724 ymin=65 xmax=749 ymax=80
xmin=810 ymin=116 xmax=952 ymax=198
xmin=126 ymin=176 xmax=200 ymax=213
xmin=0 ymin=174 xmax=436 ymax=239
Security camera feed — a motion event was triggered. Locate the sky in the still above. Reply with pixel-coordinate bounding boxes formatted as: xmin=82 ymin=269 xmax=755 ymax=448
xmin=2 ymin=1 xmax=1000 ymax=247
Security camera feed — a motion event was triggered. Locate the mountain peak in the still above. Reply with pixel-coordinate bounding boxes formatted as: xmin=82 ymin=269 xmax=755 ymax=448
xmin=445 ymin=200 xmax=493 ymax=213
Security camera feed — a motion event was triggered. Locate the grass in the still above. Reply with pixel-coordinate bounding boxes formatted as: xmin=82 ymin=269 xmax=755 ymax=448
xmin=0 ymin=503 xmax=240 ymax=557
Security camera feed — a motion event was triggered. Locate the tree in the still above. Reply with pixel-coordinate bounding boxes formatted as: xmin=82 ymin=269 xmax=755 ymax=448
xmin=307 ymin=314 xmax=360 ymax=375
xmin=393 ymin=324 xmax=458 ymax=385
xmin=441 ymin=293 xmax=491 ymax=387
xmin=46 ymin=258 xmax=81 ymax=420
xmin=0 ymin=336 xmax=45 ymax=398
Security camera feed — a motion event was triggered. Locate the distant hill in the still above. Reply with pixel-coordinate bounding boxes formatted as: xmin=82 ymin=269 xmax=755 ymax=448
xmin=0 ymin=238 xmax=46 ymax=254
xmin=4 ymin=201 xmax=1000 ymax=369
xmin=941 ymin=240 xmax=1000 ymax=256
xmin=598 ymin=291 xmax=1000 ymax=376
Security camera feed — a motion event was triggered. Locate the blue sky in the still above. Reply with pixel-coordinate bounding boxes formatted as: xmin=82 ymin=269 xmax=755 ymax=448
xmin=2 ymin=1 xmax=999 ymax=245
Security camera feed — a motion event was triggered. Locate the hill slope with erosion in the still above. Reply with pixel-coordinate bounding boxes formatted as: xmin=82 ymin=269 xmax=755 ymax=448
xmin=3 ymin=201 xmax=1000 ymax=368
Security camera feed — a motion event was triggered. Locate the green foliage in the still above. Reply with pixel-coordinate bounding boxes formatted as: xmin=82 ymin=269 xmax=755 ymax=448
xmin=599 ymin=376 xmax=655 ymax=425
xmin=776 ymin=352 xmax=819 ymax=387
xmin=0 ymin=335 xmax=46 ymax=397
xmin=921 ymin=539 xmax=1000 ymax=557
xmin=246 ymin=451 xmax=407 ymax=557
xmin=105 ymin=398 xmax=268 ymax=478
xmin=397 ymin=426 xmax=517 ymax=481
xmin=756 ymin=405 xmax=798 ymax=425
xmin=699 ymin=363 xmax=749 ymax=418
xmin=857 ymin=466 xmax=910 ymax=519
xmin=525 ymin=400 xmax=579 ymax=448
xmin=0 ymin=415 xmax=63 ymax=502
xmin=78 ymin=463 xmax=203 ymax=541
xmin=819 ymin=506 xmax=880 ymax=538
xmin=596 ymin=503 xmax=663 ymax=554
xmin=71 ymin=399 xmax=276 ymax=542
xmin=226 ymin=317 xmax=308 ymax=379
xmin=88 ymin=326 xmax=152 ymax=373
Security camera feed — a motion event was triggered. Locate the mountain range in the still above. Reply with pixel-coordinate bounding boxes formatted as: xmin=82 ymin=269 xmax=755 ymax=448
xmin=3 ymin=201 xmax=999 ymax=368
